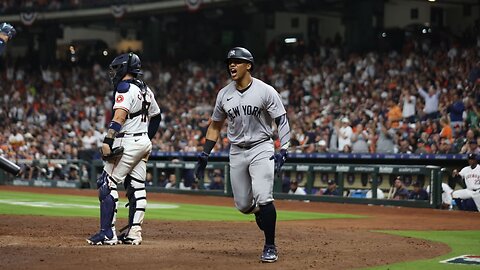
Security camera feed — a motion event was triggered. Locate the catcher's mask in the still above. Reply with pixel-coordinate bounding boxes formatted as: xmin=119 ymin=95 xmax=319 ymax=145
xmin=109 ymin=52 xmax=142 ymax=88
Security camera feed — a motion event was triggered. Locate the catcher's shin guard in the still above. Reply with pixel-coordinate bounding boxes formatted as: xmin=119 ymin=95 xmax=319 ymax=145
xmin=127 ymin=175 xmax=147 ymax=228
xmin=98 ymin=171 xmax=118 ymax=239
xmin=120 ymin=175 xmax=146 ymax=244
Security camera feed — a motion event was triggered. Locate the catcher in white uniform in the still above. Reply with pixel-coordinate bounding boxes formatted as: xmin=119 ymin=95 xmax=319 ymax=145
xmin=87 ymin=52 xmax=161 ymax=245
xmin=452 ymin=153 xmax=480 ymax=211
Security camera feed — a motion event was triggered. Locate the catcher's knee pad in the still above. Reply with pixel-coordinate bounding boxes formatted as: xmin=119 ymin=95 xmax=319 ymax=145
xmin=126 ymin=175 xmax=147 ymax=227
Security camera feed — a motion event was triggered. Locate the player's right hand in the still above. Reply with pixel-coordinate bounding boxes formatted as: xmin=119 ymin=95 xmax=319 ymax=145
xmin=0 ymin=23 xmax=16 ymax=40
xmin=270 ymin=149 xmax=288 ymax=175
xmin=194 ymin=152 xmax=209 ymax=181
xmin=101 ymin=143 xmax=112 ymax=157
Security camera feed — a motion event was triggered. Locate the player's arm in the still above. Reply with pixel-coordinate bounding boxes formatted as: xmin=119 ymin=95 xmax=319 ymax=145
xmin=102 ymin=109 xmax=127 ymax=156
xmin=148 ymin=113 xmax=161 ymax=140
xmin=147 ymin=91 xmax=162 ymax=140
xmin=274 ymin=114 xmax=290 ymax=151
xmin=194 ymin=119 xmax=224 ymax=180
xmin=203 ymin=119 xmax=225 ymax=154
xmin=270 ymin=113 xmax=290 ymax=173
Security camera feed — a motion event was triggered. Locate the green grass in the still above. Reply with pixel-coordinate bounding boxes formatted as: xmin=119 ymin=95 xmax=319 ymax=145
xmin=0 ymin=190 xmax=363 ymax=221
xmin=365 ymin=230 xmax=480 ymax=270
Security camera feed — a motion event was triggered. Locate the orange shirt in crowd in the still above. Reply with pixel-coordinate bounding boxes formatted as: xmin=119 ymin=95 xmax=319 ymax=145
xmin=440 ymin=125 xmax=453 ymax=140
xmin=387 ymin=105 xmax=403 ymax=128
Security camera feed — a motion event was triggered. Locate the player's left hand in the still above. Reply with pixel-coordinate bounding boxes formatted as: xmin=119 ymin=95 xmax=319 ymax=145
xmin=194 ymin=152 xmax=209 ymax=181
xmin=270 ymin=149 xmax=288 ymax=175
xmin=101 ymin=143 xmax=111 ymax=157
xmin=101 ymin=146 xmax=124 ymax=161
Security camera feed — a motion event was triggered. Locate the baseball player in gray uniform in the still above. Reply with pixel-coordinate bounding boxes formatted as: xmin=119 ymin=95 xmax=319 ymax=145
xmin=87 ymin=52 xmax=161 ymax=245
xmin=195 ymin=47 xmax=291 ymax=263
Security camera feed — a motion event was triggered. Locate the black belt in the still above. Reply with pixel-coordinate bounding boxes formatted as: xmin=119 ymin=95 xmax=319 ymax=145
xmin=116 ymin=132 xmax=146 ymax=138
xmin=235 ymin=139 xmax=270 ymax=149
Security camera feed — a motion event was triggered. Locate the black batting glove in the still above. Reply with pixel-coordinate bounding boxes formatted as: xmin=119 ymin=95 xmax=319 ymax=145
xmin=270 ymin=149 xmax=288 ymax=175
xmin=194 ymin=152 xmax=209 ymax=181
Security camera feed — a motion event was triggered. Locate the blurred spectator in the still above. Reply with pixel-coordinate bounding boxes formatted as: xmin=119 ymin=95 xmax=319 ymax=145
xmin=417 ymin=81 xmax=440 ymax=120
xmin=165 ymin=174 xmax=177 ymax=189
xmin=387 ymin=99 xmax=402 ymax=129
xmin=316 ymin=140 xmax=329 ymax=153
xmin=415 ymin=138 xmax=429 ymax=154
xmin=392 ymin=176 xmax=409 ymax=200
xmin=366 ymin=182 xmax=385 ymax=199
xmin=157 ymin=171 xmax=168 ymax=187
xmin=281 ymin=171 xmax=292 ymax=193
xmin=338 ymin=118 xmax=353 ymax=153
xmin=464 ymin=99 xmax=479 ymax=132
xmin=439 ymin=118 xmax=453 ymax=142
xmin=460 ymin=139 xmax=480 ymax=155
xmin=66 ymin=164 xmax=80 ymax=181
xmin=288 ymin=179 xmax=307 ymax=195
xmin=351 ymin=123 xmax=369 ymax=153
xmin=208 ymin=169 xmax=224 ymax=190
xmin=376 ymin=119 xmax=397 ymax=153
xmin=449 ymin=169 xmax=464 ymax=189
xmin=146 ymin=171 xmax=154 ymax=187
xmin=319 ymin=179 xmax=341 ymax=196
xmin=329 ymin=119 xmax=340 ymax=153
xmin=401 ymin=88 xmax=416 ymax=123
xmin=50 ymin=164 xmax=65 ymax=180
xmin=446 ymin=90 xmax=465 ymax=128
xmin=437 ymin=138 xmax=455 ymax=154
xmin=408 ymin=182 xmax=428 ymax=200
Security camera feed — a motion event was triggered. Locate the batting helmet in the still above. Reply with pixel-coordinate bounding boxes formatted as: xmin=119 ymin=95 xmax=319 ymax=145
xmin=225 ymin=47 xmax=254 ymax=70
xmin=109 ymin=52 xmax=142 ymax=87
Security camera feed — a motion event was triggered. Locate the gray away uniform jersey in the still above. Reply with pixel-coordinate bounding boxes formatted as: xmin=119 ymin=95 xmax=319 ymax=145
xmin=211 ymin=77 xmax=286 ymax=210
xmin=212 ymin=77 xmax=286 ymax=146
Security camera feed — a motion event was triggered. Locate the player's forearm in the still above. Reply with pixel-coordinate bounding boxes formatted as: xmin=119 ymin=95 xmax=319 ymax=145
xmin=104 ymin=109 xmax=128 ymax=148
xmin=275 ymin=114 xmax=291 ymax=150
xmin=203 ymin=120 xmax=223 ymax=154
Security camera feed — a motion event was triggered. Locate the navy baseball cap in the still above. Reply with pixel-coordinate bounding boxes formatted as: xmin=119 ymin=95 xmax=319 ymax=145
xmin=468 ymin=153 xmax=477 ymax=160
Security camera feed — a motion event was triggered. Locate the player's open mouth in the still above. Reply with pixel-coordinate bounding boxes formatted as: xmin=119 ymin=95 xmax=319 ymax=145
xmin=230 ymin=68 xmax=237 ymax=77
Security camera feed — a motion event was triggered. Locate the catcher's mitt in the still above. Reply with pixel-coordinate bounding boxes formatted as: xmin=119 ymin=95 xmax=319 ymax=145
xmin=101 ymin=146 xmax=124 ymax=161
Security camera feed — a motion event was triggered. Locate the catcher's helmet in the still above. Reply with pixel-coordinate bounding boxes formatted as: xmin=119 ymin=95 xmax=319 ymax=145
xmin=225 ymin=47 xmax=254 ymax=69
xmin=109 ymin=52 xmax=142 ymax=87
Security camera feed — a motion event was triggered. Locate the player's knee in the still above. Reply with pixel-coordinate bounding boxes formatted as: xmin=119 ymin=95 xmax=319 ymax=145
xmin=237 ymin=202 xmax=257 ymax=214
xmin=110 ymin=189 xmax=119 ymax=201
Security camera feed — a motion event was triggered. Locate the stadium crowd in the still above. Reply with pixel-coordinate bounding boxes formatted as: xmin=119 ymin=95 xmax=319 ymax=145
xmin=0 ymin=39 xmax=479 ymax=167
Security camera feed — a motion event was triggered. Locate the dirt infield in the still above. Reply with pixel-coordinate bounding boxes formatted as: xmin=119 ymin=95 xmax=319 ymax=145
xmin=1 ymin=186 xmax=479 ymax=270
